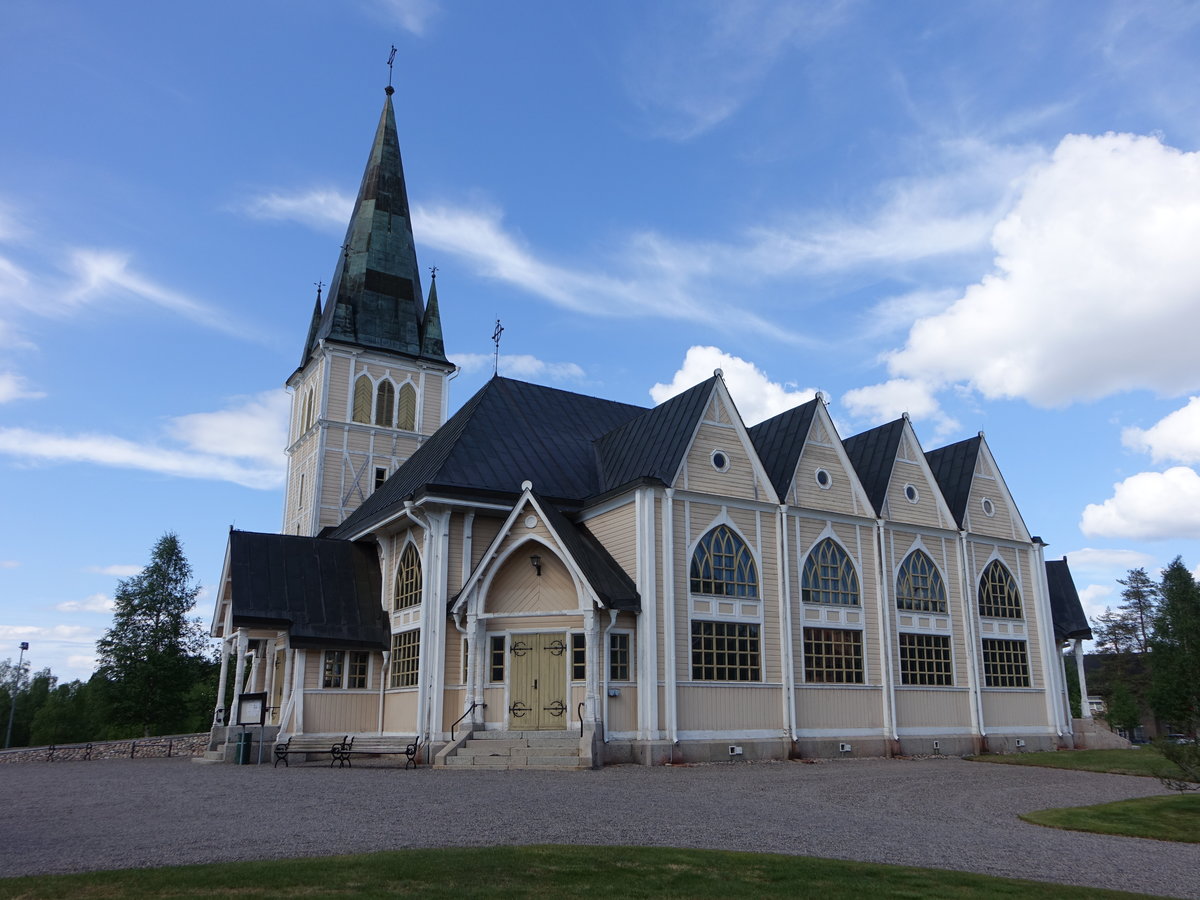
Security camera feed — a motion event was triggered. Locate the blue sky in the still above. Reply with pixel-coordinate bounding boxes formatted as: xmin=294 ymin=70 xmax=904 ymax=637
xmin=3 ymin=0 xmax=1200 ymax=681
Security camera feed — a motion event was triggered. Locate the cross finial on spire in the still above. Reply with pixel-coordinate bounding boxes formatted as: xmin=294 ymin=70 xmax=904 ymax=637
xmin=386 ymin=45 xmax=397 ymax=96
xmin=492 ymin=318 xmax=504 ymax=377
xmin=314 ymin=280 xmax=324 ymax=302
xmin=429 ymin=265 xmax=438 ymax=281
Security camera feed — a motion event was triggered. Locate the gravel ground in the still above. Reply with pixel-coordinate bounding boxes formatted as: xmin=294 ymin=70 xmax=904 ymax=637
xmin=0 ymin=756 xmax=1196 ymax=897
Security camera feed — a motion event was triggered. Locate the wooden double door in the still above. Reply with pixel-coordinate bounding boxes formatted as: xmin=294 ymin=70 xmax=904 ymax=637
xmin=507 ymin=632 xmax=568 ymax=730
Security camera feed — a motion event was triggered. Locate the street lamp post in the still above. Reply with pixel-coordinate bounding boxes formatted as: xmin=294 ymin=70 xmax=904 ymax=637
xmin=4 ymin=642 xmax=29 ymax=750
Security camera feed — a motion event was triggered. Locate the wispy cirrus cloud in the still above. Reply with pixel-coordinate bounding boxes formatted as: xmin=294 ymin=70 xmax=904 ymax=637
xmin=84 ymin=564 xmax=141 ymax=577
xmin=0 ymin=390 xmax=288 ymax=490
xmin=0 ymin=371 xmax=43 ymax=404
xmin=361 ymin=0 xmax=440 ymax=36
xmin=453 ymin=352 xmax=585 ymax=382
xmin=56 ymin=593 xmax=113 ymax=614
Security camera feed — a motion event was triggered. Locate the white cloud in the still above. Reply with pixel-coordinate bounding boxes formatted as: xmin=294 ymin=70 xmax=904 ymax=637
xmin=57 ymin=593 xmax=113 ymax=614
xmin=650 ymin=346 xmax=816 ymax=426
xmin=1123 ymin=396 xmax=1200 ymax=464
xmin=1078 ymin=583 xmax=1116 ymax=622
xmin=0 ymin=560 xmax=19 ymax=569
xmin=883 ymin=133 xmax=1200 ymax=407
xmin=840 ymin=378 xmax=960 ymax=437
xmin=240 ymin=188 xmax=352 ymax=232
xmin=0 ymin=390 xmax=288 ymax=490
xmin=453 ymin=353 xmax=585 ymax=381
xmin=1080 ymin=466 xmax=1200 ymax=539
xmin=622 ymin=1 xmax=848 ymax=140
xmin=84 ymin=564 xmax=141 ymax=577
xmin=0 ymin=624 xmax=93 ymax=641
xmin=1063 ymin=547 xmax=1157 ymax=577
xmin=0 ymin=371 xmax=44 ymax=403
xmin=363 ymin=0 xmax=439 ymax=35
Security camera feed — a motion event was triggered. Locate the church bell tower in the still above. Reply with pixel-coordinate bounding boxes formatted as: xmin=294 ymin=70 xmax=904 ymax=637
xmin=282 ymin=85 xmax=453 ymax=536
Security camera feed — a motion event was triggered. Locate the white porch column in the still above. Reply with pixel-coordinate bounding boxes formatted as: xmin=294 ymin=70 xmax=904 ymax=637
xmin=248 ymin=640 xmax=262 ymax=693
xmin=1074 ymin=638 xmax=1092 ymax=719
xmin=279 ymin=639 xmax=294 ymax=730
xmin=229 ymin=628 xmax=248 ymax=725
xmin=463 ymin=613 xmax=479 ymax=715
xmin=635 ymin=487 xmax=659 ymax=740
xmin=214 ymin=637 xmax=232 ymax=725
xmin=293 ymin=649 xmax=306 ymax=733
xmin=584 ymin=607 xmax=600 ymax=722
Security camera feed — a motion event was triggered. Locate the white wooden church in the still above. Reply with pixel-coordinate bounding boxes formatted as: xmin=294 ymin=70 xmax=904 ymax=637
xmin=207 ymin=86 xmax=1093 ymax=767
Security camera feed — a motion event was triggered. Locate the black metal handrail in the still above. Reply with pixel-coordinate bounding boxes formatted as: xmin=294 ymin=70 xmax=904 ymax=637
xmin=450 ymin=701 xmax=486 ymax=740
xmin=577 ymin=701 xmax=585 ymax=737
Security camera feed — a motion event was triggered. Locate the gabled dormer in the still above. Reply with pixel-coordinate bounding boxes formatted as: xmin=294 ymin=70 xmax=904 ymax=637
xmin=927 ymin=434 xmax=1032 ymax=543
xmin=749 ymin=397 xmax=873 ymax=517
xmin=843 ymin=416 xmax=956 ymax=530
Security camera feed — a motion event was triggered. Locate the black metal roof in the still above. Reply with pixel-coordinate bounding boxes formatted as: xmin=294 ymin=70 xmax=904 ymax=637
xmin=534 ymin=495 xmax=640 ymax=611
xmin=331 ymin=377 xmax=648 ymax=538
xmin=226 ymin=530 xmax=388 ymax=650
xmin=304 ymin=92 xmax=447 ymax=367
xmin=842 ymin=418 xmax=906 ymax=515
xmin=594 ymin=377 xmax=717 ymax=493
xmin=1046 ymin=557 xmax=1093 ymax=641
xmin=747 ymin=399 xmax=818 ymax=500
xmin=926 ymin=436 xmax=982 ymax=527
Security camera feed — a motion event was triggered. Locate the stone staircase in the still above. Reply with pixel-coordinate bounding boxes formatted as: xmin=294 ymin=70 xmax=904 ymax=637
xmin=440 ymin=730 xmax=586 ymax=769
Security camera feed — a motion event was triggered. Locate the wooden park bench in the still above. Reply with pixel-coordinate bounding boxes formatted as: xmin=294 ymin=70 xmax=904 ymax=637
xmin=273 ymin=735 xmax=347 ymax=767
xmin=330 ymin=735 xmax=421 ymax=769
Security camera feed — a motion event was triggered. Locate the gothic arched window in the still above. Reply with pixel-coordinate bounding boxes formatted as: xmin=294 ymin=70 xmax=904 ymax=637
xmin=895 ymin=549 xmax=946 ymax=613
xmin=397 ymin=382 xmax=417 ymax=431
xmin=978 ymin=559 xmax=1022 ymax=618
xmin=375 ymin=380 xmax=395 ymax=427
xmin=394 ymin=543 xmax=422 ymax=610
xmin=802 ymin=538 xmax=859 ymax=606
xmin=352 ymin=375 xmax=372 ymax=424
xmin=690 ymin=525 xmax=758 ymax=598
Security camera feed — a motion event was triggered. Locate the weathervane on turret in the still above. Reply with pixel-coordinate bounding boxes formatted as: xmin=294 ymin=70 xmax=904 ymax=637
xmin=386 ymin=45 xmax=397 ymax=96
xmin=492 ymin=318 xmax=504 ymax=377
xmin=314 ymin=280 xmax=324 ymax=303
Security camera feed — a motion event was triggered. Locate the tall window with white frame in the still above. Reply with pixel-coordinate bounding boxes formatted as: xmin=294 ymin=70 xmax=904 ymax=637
xmin=689 ymin=525 xmax=761 ymax=681
xmin=390 ymin=630 xmax=419 ymax=688
xmin=895 ymin=550 xmax=947 ymax=613
xmin=394 ymin=543 xmax=422 ymax=611
xmin=978 ymin=560 xmax=1022 ymax=618
xmin=982 ymin=638 xmax=1031 ymax=687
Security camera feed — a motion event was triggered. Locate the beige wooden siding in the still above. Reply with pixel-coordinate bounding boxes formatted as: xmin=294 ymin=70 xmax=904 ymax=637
xmin=605 ymin=686 xmax=638 ymax=733
xmin=677 ymin=423 xmax=764 ymax=500
xmin=893 ymin=688 xmax=972 ymax=728
xmin=444 ymin=629 xmax=464 ymax=684
xmin=792 ymin=443 xmax=862 ymax=516
xmin=582 ymin=502 xmax=637 ymax=578
xmin=485 ymin=550 xmax=578 ymax=615
xmin=441 ymin=688 xmax=468 ymax=731
xmin=471 ymin=516 xmax=504 ymax=569
xmin=794 ymin=687 xmax=884 ymax=729
xmin=677 ymin=685 xmax=783 ymax=731
xmin=886 ymin=458 xmax=950 ymax=529
xmin=422 ymin=373 xmax=444 ymax=432
xmin=382 ymin=690 xmax=418 ymax=732
xmin=962 ymin=456 xmax=1026 ymax=541
xmin=981 ymin=690 xmax=1048 ymax=728
xmin=481 ymin=686 xmax=506 ymax=725
xmin=446 ymin=513 xmax=464 ymax=595
xmin=329 ymin=354 xmax=351 ymax=420
xmin=302 ymin=691 xmax=378 ymax=734
xmin=704 ymin=394 xmax=732 ymax=425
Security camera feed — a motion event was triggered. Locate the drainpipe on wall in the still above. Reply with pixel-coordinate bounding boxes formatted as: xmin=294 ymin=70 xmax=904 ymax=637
xmin=661 ymin=488 xmax=677 ymax=746
xmin=958 ymin=531 xmax=985 ymax=745
xmin=777 ymin=505 xmax=797 ymax=747
xmin=874 ymin=522 xmax=899 ymax=749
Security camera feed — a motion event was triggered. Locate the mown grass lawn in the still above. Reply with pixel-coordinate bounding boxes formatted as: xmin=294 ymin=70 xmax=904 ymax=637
xmin=0 ymin=845 xmax=1162 ymax=900
xmin=1021 ymin=794 xmax=1200 ymax=843
xmin=967 ymin=747 xmax=1193 ymax=780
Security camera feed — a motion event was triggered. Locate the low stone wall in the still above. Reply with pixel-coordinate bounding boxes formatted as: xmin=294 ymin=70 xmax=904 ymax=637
xmin=0 ymin=733 xmax=209 ymax=764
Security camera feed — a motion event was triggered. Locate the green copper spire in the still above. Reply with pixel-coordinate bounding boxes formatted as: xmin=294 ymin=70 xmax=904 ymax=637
xmin=305 ymin=88 xmax=431 ymax=363
xmin=420 ymin=268 xmax=447 ymax=362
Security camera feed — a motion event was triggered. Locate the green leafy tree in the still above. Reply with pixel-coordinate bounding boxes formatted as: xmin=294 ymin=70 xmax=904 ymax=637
xmin=1 ymin=662 xmax=53 ymax=748
xmin=1093 ymin=568 xmax=1159 ymax=654
xmin=1104 ymin=681 xmax=1142 ymax=738
xmin=1149 ymin=558 xmax=1200 ymax=735
xmin=95 ymin=533 xmax=214 ymax=736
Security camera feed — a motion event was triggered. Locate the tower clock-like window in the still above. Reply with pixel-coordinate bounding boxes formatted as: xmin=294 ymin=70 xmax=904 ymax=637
xmin=397 ymin=382 xmax=417 ymax=431
xmin=375 ymin=380 xmax=395 ymax=427
xmin=352 ymin=375 xmax=372 ymax=424
xmin=394 ymin=543 xmax=422 ymax=610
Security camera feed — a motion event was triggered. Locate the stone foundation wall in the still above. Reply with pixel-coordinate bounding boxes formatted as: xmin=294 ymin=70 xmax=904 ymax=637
xmin=0 ymin=733 xmax=209 ymax=764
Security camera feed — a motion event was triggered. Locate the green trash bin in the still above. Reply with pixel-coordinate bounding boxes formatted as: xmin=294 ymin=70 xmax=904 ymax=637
xmin=236 ymin=731 xmax=253 ymax=765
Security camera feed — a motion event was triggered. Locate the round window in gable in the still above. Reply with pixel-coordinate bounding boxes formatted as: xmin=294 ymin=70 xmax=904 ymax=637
xmin=711 ymin=450 xmax=730 ymax=472
xmin=981 ymin=497 xmax=996 ymax=518
xmin=904 ymin=484 xmax=920 ymax=504
xmin=815 ymin=468 xmax=832 ymax=490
